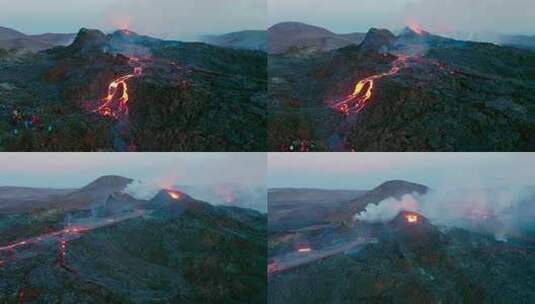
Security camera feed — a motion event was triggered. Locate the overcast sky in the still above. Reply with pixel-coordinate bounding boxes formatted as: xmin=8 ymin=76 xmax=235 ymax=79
xmin=0 ymin=153 xmax=266 ymax=189
xmin=269 ymin=0 xmax=535 ymax=36
xmin=268 ymin=153 xmax=535 ymax=190
xmin=0 ymin=0 xmax=266 ymax=40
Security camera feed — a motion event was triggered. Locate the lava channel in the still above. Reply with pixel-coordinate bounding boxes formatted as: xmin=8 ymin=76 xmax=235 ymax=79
xmin=89 ymin=57 xmax=143 ymax=119
xmin=332 ymin=55 xmax=408 ymax=114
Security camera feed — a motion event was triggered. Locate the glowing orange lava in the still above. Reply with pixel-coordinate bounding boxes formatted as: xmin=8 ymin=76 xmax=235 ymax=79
xmin=168 ymin=191 xmax=181 ymax=200
xmin=268 ymin=262 xmax=279 ymax=273
xmin=408 ymin=22 xmax=424 ymax=35
xmin=406 ymin=214 xmax=419 ymax=224
xmin=298 ymin=247 xmax=312 ymax=253
xmin=92 ymin=57 xmax=143 ymax=119
xmin=333 ymin=55 xmax=408 ymax=114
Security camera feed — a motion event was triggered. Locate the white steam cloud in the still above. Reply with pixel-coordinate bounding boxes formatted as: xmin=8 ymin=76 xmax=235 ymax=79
xmin=355 ymin=187 xmax=535 ymax=241
xmin=122 ymin=180 xmax=162 ymax=200
xmin=354 ymin=194 xmax=420 ymax=223
xmin=403 ymin=0 xmax=535 ymax=37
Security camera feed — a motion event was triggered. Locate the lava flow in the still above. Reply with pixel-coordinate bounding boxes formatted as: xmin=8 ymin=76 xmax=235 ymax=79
xmin=333 ymin=55 xmax=409 ymax=114
xmin=297 ymin=247 xmax=312 ymax=253
xmin=92 ymin=57 xmax=143 ymax=119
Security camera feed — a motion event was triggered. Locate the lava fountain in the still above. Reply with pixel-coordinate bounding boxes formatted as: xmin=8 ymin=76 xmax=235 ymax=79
xmin=332 ymin=55 xmax=409 ymax=114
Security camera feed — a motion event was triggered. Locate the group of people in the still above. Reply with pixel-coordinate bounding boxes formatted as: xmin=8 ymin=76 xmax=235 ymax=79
xmin=9 ymin=109 xmax=52 ymax=135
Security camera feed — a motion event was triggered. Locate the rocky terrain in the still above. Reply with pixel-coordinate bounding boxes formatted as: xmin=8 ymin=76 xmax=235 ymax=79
xmin=268 ymin=25 xmax=535 ymax=151
xmin=268 ymin=180 xmax=535 ymax=303
xmin=0 ymin=176 xmax=266 ymax=303
xmin=0 ymin=28 xmax=267 ymax=151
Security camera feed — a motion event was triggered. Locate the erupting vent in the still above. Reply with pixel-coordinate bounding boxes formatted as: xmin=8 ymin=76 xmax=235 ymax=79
xmin=405 ymin=214 xmax=419 ymax=224
xmin=168 ymin=191 xmax=181 ymax=200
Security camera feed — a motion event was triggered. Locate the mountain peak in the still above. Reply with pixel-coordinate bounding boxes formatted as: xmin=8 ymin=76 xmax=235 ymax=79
xmin=81 ymin=175 xmax=133 ymax=191
xmin=359 ymin=28 xmax=395 ymax=52
xmin=0 ymin=25 xmax=26 ymax=40
xmin=269 ymin=22 xmax=334 ymax=36
xmin=68 ymin=28 xmax=107 ymax=52
xmin=372 ymin=180 xmax=429 ymax=197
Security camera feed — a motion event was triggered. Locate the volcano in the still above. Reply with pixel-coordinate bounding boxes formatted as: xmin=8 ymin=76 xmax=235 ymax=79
xmin=0 ymin=176 xmax=266 ymax=303
xmin=268 ymin=182 xmax=535 ymax=303
xmin=268 ymin=24 xmax=535 ymax=151
xmin=0 ymin=27 xmax=266 ymax=151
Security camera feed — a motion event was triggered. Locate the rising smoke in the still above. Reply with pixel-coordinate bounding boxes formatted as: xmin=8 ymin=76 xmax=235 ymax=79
xmin=122 ymin=180 xmax=162 ymax=200
xmin=402 ymin=0 xmax=535 ymax=39
xmin=355 ymin=187 xmax=535 ymax=241
xmin=354 ymin=193 xmax=420 ymax=223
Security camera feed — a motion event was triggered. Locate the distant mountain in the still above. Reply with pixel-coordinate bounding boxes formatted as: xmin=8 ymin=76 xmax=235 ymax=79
xmin=319 ymin=180 xmax=429 ymax=223
xmin=29 ymin=32 xmax=76 ymax=46
xmin=0 ymin=26 xmax=75 ymax=52
xmin=268 ymin=22 xmax=366 ymax=54
xmin=0 ymin=26 xmax=25 ymax=40
xmin=0 ymin=176 xmax=133 ymax=214
xmin=500 ymin=34 xmax=535 ymax=51
xmin=53 ymin=175 xmax=134 ymax=211
xmin=0 ymin=187 xmax=74 ymax=213
xmin=200 ymin=30 xmax=266 ymax=51
xmin=269 ymin=188 xmax=367 ymax=231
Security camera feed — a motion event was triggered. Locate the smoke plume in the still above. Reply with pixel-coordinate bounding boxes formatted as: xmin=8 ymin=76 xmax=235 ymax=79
xmin=122 ymin=180 xmax=162 ymax=200
xmin=354 ymin=194 xmax=420 ymax=223
xmin=355 ymin=186 xmax=535 ymax=241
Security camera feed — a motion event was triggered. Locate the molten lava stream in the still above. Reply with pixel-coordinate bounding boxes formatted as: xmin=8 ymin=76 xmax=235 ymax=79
xmin=92 ymin=58 xmax=143 ymax=120
xmin=333 ymin=55 xmax=408 ymax=114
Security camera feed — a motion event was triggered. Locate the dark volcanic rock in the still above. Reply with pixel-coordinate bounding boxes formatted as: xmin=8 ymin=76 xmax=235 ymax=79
xmin=359 ymin=28 xmax=395 ymax=53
